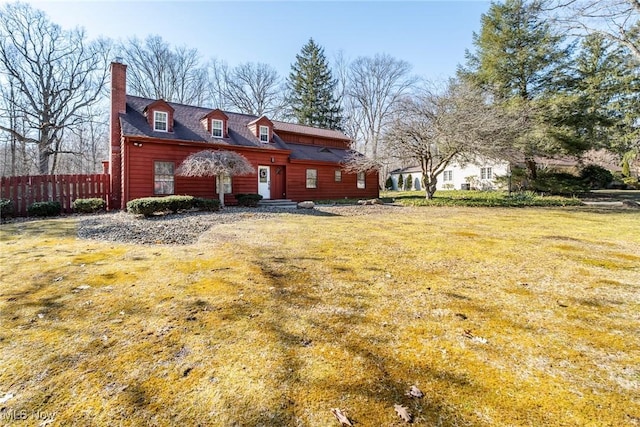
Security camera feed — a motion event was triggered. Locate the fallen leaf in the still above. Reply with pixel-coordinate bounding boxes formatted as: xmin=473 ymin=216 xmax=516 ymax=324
xmin=331 ymin=408 xmax=353 ymax=426
xmin=394 ymin=404 xmax=412 ymax=423
xmin=406 ymin=385 xmax=424 ymax=398
xmin=557 ymin=300 xmax=568 ymax=308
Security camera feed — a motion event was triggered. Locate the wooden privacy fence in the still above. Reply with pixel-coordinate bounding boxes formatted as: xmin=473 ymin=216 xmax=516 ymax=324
xmin=0 ymin=174 xmax=111 ymax=217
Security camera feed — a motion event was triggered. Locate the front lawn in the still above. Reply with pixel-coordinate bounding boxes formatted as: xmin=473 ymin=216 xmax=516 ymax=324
xmin=1 ymin=207 xmax=638 ymax=426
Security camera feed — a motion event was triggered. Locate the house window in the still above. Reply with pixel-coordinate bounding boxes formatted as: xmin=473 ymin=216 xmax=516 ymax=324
xmin=154 ymin=161 xmax=174 ymax=195
xmin=216 ymin=174 xmax=232 ymax=193
xmin=481 ymin=167 xmax=493 ymax=180
xmin=259 ymin=125 xmax=269 ymax=143
xmin=212 ymin=119 xmax=223 ymax=138
xmin=154 ymin=111 xmax=168 ymax=132
xmin=306 ymin=169 xmax=317 ymax=189
xmin=357 ymin=172 xmax=366 ymax=189
xmin=443 ymin=170 xmax=453 ymax=181
xmin=335 ymin=170 xmax=342 ymax=182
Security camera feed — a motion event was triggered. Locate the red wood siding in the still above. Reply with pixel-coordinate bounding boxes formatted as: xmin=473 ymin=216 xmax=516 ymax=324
xmin=120 ymin=138 xmax=378 ymax=206
xmin=285 ymin=163 xmax=379 ymax=201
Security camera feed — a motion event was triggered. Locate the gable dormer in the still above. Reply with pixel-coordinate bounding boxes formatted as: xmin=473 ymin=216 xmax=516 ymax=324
xmin=143 ymin=99 xmax=175 ymax=133
xmin=200 ymin=109 xmax=229 ymax=139
xmin=247 ymin=116 xmax=273 ymax=143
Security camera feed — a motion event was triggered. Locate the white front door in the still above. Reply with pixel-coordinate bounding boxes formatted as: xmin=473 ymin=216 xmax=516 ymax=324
xmin=258 ymin=165 xmax=270 ymax=199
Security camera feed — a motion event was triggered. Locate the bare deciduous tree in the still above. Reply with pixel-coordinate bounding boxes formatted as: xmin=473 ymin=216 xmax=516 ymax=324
xmin=120 ymin=35 xmax=209 ymax=106
xmin=0 ymin=2 xmax=110 ymax=174
xmin=223 ymin=62 xmax=285 ymax=118
xmin=206 ymin=60 xmax=286 ymax=118
xmin=177 ymin=150 xmax=254 ymax=206
xmin=542 ymin=0 xmax=640 ymax=60
xmin=346 ymin=54 xmax=418 ymax=160
xmin=384 ymin=80 xmax=520 ymax=199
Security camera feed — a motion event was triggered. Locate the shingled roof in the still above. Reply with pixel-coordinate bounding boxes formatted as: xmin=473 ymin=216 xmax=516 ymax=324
xmin=272 ymin=120 xmax=350 ymax=141
xmin=119 ymin=96 xmax=354 ymax=163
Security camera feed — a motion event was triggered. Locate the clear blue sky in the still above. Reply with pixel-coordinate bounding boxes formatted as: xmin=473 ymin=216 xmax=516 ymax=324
xmin=30 ymin=1 xmax=491 ymax=82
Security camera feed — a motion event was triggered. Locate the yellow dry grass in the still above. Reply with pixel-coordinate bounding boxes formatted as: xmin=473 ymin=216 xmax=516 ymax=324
xmin=1 ymin=207 xmax=639 ymax=426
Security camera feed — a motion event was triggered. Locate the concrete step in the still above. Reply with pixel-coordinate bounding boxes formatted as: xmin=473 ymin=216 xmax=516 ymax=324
xmin=257 ymin=199 xmax=298 ymax=209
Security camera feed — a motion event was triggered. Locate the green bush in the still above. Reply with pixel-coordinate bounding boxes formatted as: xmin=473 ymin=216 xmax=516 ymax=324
xmin=397 ymin=174 xmax=404 ymax=191
xmin=405 ymin=174 xmax=413 ymax=191
xmin=193 ymin=197 xmax=221 ymax=211
xmin=72 ymin=198 xmax=106 ymax=213
xmin=579 ymin=164 xmax=613 ymax=189
xmin=384 ymin=176 xmax=393 ymax=191
xmin=166 ymin=195 xmax=195 ymax=213
xmin=0 ymin=199 xmax=14 ymax=218
xmin=234 ymin=193 xmax=263 ymax=207
xmin=27 ymin=201 xmax=62 ymax=217
xmin=533 ymin=171 xmax=589 ymax=196
xmin=127 ymin=195 xmax=224 ymax=216
xmin=127 ymin=195 xmax=194 ymax=216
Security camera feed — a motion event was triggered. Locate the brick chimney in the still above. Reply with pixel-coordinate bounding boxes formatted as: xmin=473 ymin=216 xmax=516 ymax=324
xmin=110 ymin=61 xmax=127 ymax=209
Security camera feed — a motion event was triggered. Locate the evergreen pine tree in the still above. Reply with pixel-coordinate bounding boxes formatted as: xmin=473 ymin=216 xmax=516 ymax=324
xmin=405 ymin=174 xmax=413 ymax=191
xmin=397 ymin=174 xmax=404 ymax=191
xmin=385 ymin=176 xmax=393 ymax=190
xmin=286 ymin=38 xmax=343 ymax=130
xmin=460 ymin=0 xmax=571 ymax=178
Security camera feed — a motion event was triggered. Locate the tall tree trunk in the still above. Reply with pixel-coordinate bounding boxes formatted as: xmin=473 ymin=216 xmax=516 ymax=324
xmin=525 ymin=158 xmax=537 ymax=180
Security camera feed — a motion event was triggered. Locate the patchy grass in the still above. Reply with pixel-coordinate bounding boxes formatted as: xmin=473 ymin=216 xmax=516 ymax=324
xmin=1 ymin=208 xmax=639 ymax=426
xmin=384 ymin=190 xmax=583 ymax=207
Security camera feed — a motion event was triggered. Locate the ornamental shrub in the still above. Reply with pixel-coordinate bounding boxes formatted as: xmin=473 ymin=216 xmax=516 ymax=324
xmin=27 ymin=201 xmax=62 ymax=217
xmin=579 ymin=164 xmax=613 ymax=189
xmin=385 ymin=176 xmax=393 ymax=191
xmin=193 ymin=197 xmax=221 ymax=211
xmin=127 ymin=195 xmax=194 ymax=216
xmin=397 ymin=174 xmax=404 ymax=190
xmin=72 ymin=198 xmax=106 ymax=214
xmin=405 ymin=174 xmax=413 ymax=190
xmin=532 ymin=171 xmax=589 ymax=196
xmin=234 ymin=193 xmax=263 ymax=207
xmin=0 ymin=199 xmax=14 ymax=218
xmin=166 ymin=195 xmax=195 ymax=213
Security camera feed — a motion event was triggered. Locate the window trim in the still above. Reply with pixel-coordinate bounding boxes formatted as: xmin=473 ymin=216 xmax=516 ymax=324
xmin=306 ymin=169 xmax=317 ymax=189
xmin=211 ymin=119 xmax=224 ymax=138
xmin=216 ymin=174 xmax=232 ymax=194
xmin=154 ymin=161 xmax=175 ymax=195
xmin=334 ymin=170 xmax=342 ymax=182
xmin=443 ymin=170 xmax=453 ymax=182
xmin=357 ymin=172 xmax=366 ymax=189
xmin=259 ymin=125 xmax=269 ymax=143
xmin=154 ymin=111 xmax=168 ymax=132
xmin=481 ymin=167 xmax=493 ymax=180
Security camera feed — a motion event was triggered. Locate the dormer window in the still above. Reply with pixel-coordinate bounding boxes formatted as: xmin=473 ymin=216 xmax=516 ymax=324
xmin=212 ymin=119 xmax=223 ymax=138
xmin=154 ymin=111 xmax=168 ymax=132
xmin=259 ymin=126 xmax=269 ymax=143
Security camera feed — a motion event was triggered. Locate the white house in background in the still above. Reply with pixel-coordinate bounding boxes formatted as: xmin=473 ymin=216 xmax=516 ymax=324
xmin=389 ymin=158 xmax=510 ymax=191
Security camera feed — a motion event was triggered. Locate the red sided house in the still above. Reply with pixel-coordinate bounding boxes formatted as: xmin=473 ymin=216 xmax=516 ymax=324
xmin=108 ymin=62 xmax=379 ymax=209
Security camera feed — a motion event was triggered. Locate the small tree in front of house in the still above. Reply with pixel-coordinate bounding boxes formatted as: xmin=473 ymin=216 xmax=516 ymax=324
xmin=385 ymin=176 xmax=393 ymax=190
xmin=177 ymin=150 xmax=254 ymax=207
xmin=405 ymin=174 xmax=413 ymax=190
xmin=397 ymin=174 xmax=404 ymax=191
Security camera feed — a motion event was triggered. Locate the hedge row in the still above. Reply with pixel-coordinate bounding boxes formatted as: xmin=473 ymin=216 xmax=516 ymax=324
xmin=0 ymin=198 xmax=109 ymax=218
xmin=126 ymin=195 xmax=220 ymax=216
